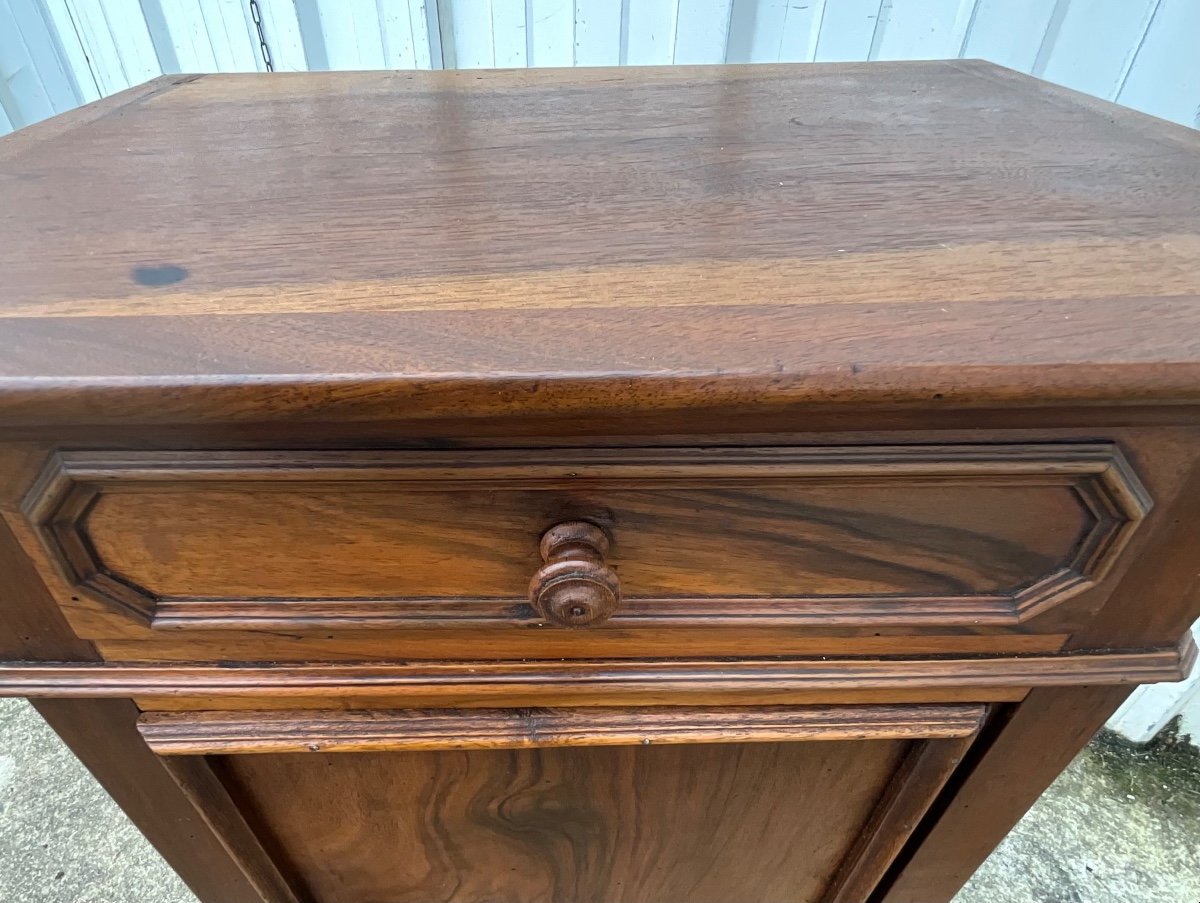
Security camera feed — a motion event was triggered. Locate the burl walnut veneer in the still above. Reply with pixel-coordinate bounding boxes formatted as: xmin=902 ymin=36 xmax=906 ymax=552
xmin=2 ymin=61 xmax=1200 ymax=903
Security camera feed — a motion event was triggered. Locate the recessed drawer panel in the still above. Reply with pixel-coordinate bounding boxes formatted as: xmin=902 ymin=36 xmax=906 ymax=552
xmin=23 ymin=444 xmax=1148 ymax=636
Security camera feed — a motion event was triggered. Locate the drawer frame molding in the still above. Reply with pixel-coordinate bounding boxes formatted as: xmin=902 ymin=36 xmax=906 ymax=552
xmin=0 ymin=639 xmax=1192 ymax=705
xmin=137 ymin=703 xmax=988 ymax=755
xmin=21 ymin=444 xmax=1150 ymax=630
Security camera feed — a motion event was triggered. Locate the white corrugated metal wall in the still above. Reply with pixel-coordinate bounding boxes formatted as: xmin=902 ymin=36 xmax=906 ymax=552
xmin=2 ymin=0 xmax=1199 ymax=135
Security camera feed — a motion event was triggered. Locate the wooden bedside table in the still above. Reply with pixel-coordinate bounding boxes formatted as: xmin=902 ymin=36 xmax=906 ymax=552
xmin=1 ymin=61 xmax=1198 ymax=903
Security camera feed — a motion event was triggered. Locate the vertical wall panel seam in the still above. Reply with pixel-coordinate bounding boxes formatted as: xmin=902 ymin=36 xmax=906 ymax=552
xmin=617 ymin=0 xmax=630 ymax=66
xmin=811 ymin=0 xmax=826 ymax=60
xmin=37 ymin=1 xmax=98 ymax=101
xmin=0 ymin=2 xmax=29 ymax=128
xmin=199 ymin=2 xmax=220 ymax=71
xmin=866 ymin=0 xmax=889 ymax=62
xmin=57 ymin=0 xmax=104 ymax=95
xmin=155 ymin=0 xmax=193 ymax=73
xmin=66 ymin=1 xmax=98 ymax=96
xmin=424 ymin=0 xmax=442 ymax=68
xmin=403 ymin=0 xmax=422 ymax=68
xmin=523 ymin=0 xmax=533 ymax=67
xmin=487 ymin=0 xmax=498 ymax=68
xmin=0 ymin=83 xmax=16 ymax=130
xmin=216 ymin=1 xmax=244 ymax=70
xmin=94 ymin=1 xmax=129 ymax=85
xmin=13 ymin=0 xmax=82 ymax=110
xmin=435 ymin=0 xmax=454 ymax=68
xmin=775 ymin=0 xmax=792 ymax=61
xmin=719 ymin=0 xmax=735 ymax=63
xmin=126 ymin=0 xmax=166 ymax=77
xmin=373 ymin=0 xmax=388 ymax=68
xmin=405 ymin=0 xmax=420 ymax=69
xmin=292 ymin=0 xmax=328 ymax=70
xmin=805 ymin=0 xmax=827 ymax=62
xmin=670 ymin=0 xmax=680 ymax=65
xmin=669 ymin=0 xmax=680 ymax=63
xmin=1030 ymin=0 xmax=1071 ymax=77
xmin=1113 ymin=0 xmax=1163 ymax=102
xmin=4 ymin=0 xmax=54 ymax=120
xmin=347 ymin=0 xmax=361 ymax=68
xmin=954 ymin=0 xmax=982 ymax=59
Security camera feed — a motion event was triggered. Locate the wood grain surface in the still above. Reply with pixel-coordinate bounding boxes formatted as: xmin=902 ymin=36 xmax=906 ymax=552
xmin=880 ymin=686 xmax=1133 ymax=902
xmin=4 ymin=59 xmax=1200 ymax=903
xmin=826 ymin=732 xmax=977 ymax=903
xmin=137 ymin=703 xmax=986 ymax=755
xmin=216 ymin=739 xmax=914 ymax=903
xmin=157 ymin=755 xmax=302 ymax=903
xmin=1 ymin=641 xmax=1191 ymax=706
xmin=90 ymin=630 xmax=1071 ymax=667
xmin=1 ymin=62 xmax=1200 ymax=429
xmin=20 ymin=444 xmax=1146 ymax=641
xmin=0 ymin=503 xmax=278 ymax=903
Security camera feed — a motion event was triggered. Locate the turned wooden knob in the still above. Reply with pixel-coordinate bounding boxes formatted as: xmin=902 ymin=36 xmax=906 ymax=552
xmin=529 ymin=521 xmax=620 ymax=627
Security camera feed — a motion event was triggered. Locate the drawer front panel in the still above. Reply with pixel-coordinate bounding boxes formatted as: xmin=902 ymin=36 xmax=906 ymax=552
xmin=89 ymin=484 xmax=1075 ymax=599
xmin=23 ymin=444 xmax=1148 ymax=634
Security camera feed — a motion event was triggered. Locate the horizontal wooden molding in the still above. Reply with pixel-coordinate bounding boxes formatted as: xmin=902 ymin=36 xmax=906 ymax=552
xmin=22 ymin=443 xmax=1150 ymax=630
xmin=0 ymin=640 xmax=1192 ymax=705
xmin=137 ymin=703 xmax=987 ymax=756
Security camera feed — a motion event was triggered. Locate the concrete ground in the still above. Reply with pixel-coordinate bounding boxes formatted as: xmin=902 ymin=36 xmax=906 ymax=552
xmin=0 ymin=697 xmax=1197 ymax=902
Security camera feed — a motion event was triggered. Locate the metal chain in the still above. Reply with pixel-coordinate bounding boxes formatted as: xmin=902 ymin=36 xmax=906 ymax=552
xmin=248 ymin=0 xmax=275 ymax=72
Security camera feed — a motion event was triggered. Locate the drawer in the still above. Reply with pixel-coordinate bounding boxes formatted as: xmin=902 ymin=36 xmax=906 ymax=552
xmin=23 ymin=444 xmax=1148 ymax=651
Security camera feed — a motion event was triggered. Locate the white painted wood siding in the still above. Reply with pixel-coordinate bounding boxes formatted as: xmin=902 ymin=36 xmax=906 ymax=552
xmin=1108 ymin=622 xmax=1200 ymax=743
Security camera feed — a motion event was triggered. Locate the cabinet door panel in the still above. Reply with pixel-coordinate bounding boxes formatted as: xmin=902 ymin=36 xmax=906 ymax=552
xmin=204 ymin=735 xmax=972 ymax=903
